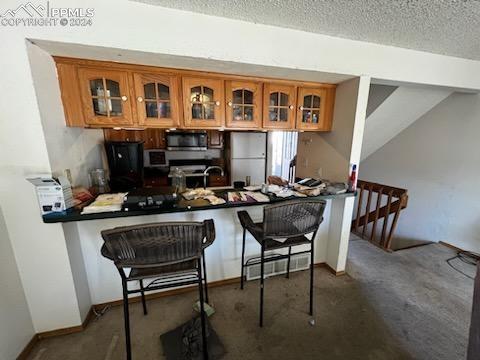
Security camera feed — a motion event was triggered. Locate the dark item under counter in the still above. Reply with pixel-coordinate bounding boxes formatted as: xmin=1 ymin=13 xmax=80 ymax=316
xmin=122 ymin=187 xmax=177 ymax=211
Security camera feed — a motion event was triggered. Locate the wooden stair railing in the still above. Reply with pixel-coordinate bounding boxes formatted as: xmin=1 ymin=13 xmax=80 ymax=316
xmin=351 ymin=180 xmax=409 ymax=251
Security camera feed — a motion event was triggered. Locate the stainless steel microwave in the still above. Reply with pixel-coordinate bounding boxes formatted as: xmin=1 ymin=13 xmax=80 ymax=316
xmin=166 ymin=132 xmax=207 ymax=151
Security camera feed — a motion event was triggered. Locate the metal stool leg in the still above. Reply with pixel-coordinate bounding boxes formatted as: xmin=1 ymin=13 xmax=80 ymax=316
xmin=260 ymin=242 xmax=265 ymax=327
xmin=286 ymin=246 xmax=292 ymax=278
xmin=309 ymin=237 xmax=315 ymax=316
xmin=197 ymin=259 xmax=209 ymax=360
xmin=202 ymin=250 xmax=209 ymax=304
xmin=139 ymin=279 xmax=147 ymax=315
xmin=240 ymin=228 xmax=246 ymax=290
xmin=121 ymin=276 xmax=132 ymax=360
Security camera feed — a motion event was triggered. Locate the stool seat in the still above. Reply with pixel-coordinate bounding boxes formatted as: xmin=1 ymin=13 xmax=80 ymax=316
xmin=129 ymin=260 xmax=197 ymax=280
xmin=248 ymin=222 xmax=312 ymax=250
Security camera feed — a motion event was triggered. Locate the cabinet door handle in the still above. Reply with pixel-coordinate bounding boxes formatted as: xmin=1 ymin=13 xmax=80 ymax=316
xmin=289 ymin=105 xmax=294 ymax=110
xmin=137 ymin=96 xmax=144 ymax=102
xmin=215 ymin=101 xmax=221 ymax=106
xmin=121 ymin=95 xmax=128 ymax=101
xmin=299 ymin=106 xmax=304 ymax=111
xmin=227 ymin=101 xmax=232 ymax=107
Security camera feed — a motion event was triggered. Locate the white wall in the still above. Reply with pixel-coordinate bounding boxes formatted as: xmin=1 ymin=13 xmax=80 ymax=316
xmin=366 ymin=84 xmax=397 ymax=117
xmin=0 ymin=206 xmax=35 ymax=360
xmin=297 ymin=77 xmax=370 ymax=182
xmin=21 ymin=0 xmax=480 ymax=91
xmin=27 ymin=43 xmax=105 ymax=187
xmin=360 ymin=92 xmax=480 ymax=253
xmin=0 ymin=40 xmax=82 ymax=335
xmin=297 ymin=77 xmax=370 ymax=271
xmin=2 ymin=0 xmax=480 ymax=339
xmin=362 ymin=85 xmax=452 ymax=160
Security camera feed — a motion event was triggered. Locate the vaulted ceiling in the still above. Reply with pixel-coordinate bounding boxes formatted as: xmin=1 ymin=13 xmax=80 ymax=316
xmin=135 ymin=0 xmax=480 ymax=60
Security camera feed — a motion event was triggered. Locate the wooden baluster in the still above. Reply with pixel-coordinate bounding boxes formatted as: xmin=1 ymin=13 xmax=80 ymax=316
xmin=370 ymin=187 xmax=383 ymax=243
xmin=380 ymin=190 xmax=393 ymax=247
xmin=362 ymin=184 xmax=373 ymax=237
xmin=385 ymin=197 xmax=403 ymax=250
xmin=354 ymin=183 xmax=365 ymax=233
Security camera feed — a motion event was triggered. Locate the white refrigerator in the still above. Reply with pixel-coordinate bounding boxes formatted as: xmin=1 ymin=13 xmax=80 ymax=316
xmin=230 ymin=132 xmax=267 ymax=186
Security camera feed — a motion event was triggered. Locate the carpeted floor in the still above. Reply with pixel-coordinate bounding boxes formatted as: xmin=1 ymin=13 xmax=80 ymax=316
xmin=347 ymin=237 xmax=474 ymax=360
xmin=27 ymin=240 xmax=474 ymax=360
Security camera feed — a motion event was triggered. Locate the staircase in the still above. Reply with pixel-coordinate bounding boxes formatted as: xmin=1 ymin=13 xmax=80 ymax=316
xmin=361 ymin=85 xmax=452 ymax=160
xmin=351 ymin=180 xmax=409 ymax=251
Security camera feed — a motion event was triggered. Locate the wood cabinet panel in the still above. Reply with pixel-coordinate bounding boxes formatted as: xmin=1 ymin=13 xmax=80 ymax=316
xmin=262 ymin=83 xmax=296 ymax=129
xmin=225 ymin=80 xmax=262 ymax=129
xmin=56 ymin=58 xmax=336 ymax=132
xmin=55 ymin=62 xmax=85 ymax=127
xmin=103 ymin=129 xmax=143 ymax=142
xmin=182 ymin=77 xmax=224 ymax=128
xmin=143 ymin=128 xmax=166 ymax=149
xmin=133 ymin=72 xmax=180 ymax=128
xmin=144 ymin=177 xmax=168 ymax=187
xmin=207 ymin=130 xmax=224 ymax=149
xmin=209 ymin=174 xmax=227 ymax=187
xmin=78 ymin=67 xmax=134 ymax=126
xmin=104 ymin=128 xmax=166 ymax=149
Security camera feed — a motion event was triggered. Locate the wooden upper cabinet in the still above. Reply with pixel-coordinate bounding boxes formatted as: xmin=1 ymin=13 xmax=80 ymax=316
xmin=143 ymin=128 xmax=166 ymax=149
xmin=262 ymin=83 xmax=296 ymax=129
xmin=77 ymin=67 xmax=134 ymax=126
xmin=133 ymin=73 xmax=180 ymax=128
xmin=225 ymin=80 xmax=262 ymax=129
xmin=55 ymin=62 xmax=85 ymax=127
xmin=182 ymin=77 xmax=224 ymax=128
xmin=296 ymin=87 xmax=331 ymax=131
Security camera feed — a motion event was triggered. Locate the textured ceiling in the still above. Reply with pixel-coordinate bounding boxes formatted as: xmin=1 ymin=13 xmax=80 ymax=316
xmin=135 ymin=0 xmax=480 ymax=60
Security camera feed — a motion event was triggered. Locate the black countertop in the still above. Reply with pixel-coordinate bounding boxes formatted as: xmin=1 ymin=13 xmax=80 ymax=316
xmin=42 ymin=189 xmax=356 ymax=224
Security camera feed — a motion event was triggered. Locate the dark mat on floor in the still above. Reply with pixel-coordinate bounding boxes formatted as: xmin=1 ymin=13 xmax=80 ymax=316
xmin=160 ymin=316 xmax=225 ymax=360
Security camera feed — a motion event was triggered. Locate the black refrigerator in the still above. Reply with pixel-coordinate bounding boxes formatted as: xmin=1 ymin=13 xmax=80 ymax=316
xmin=105 ymin=141 xmax=144 ymax=192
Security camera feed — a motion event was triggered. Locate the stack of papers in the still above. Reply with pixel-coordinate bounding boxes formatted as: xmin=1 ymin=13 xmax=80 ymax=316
xmin=227 ymin=191 xmax=269 ymax=203
xmin=81 ymin=193 xmax=127 ymax=214
xmin=203 ymin=195 xmax=226 ymax=205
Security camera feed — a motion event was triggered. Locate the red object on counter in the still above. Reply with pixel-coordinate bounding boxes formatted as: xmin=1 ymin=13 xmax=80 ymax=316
xmin=348 ymin=164 xmax=357 ymax=192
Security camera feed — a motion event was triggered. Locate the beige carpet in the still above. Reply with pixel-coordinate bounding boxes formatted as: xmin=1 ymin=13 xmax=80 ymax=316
xmin=27 ymin=241 xmax=473 ymax=360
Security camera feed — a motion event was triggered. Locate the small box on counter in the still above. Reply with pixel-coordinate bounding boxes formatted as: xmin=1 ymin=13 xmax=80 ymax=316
xmin=27 ymin=176 xmax=74 ymax=215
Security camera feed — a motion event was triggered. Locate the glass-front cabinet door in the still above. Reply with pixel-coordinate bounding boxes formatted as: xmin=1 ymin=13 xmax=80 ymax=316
xmin=262 ymin=83 xmax=296 ymax=129
xmin=78 ymin=68 xmax=133 ymax=126
xmin=133 ymin=73 xmax=180 ymax=128
xmin=296 ymin=87 xmax=329 ymax=131
xmin=225 ymin=80 xmax=262 ymax=129
xmin=182 ymin=77 xmax=224 ymax=128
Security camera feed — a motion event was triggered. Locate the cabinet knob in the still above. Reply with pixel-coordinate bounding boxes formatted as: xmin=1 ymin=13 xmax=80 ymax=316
xmin=137 ymin=96 xmax=144 ymax=102
xmin=299 ymin=106 xmax=304 ymax=111
xmin=121 ymin=95 xmax=128 ymax=101
xmin=289 ymin=105 xmax=294 ymax=110
xmin=215 ymin=101 xmax=221 ymax=106
xmin=227 ymin=101 xmax=232 ymax=107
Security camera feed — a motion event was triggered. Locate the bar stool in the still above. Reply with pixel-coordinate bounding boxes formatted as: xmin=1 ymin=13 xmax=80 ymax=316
xmin=237 ymin=200 xmax=326 ymax=326
xmin=101 ymin=220 xmax=215 ymax=360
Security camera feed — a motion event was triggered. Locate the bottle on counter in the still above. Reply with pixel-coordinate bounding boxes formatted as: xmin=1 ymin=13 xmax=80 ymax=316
xmin=348 ymin=164 xmax=357 ymax=192
xmin=90 ymin=169 xmax=109 ymax=194
xmin=172 ymin=167 xmax=186 ymax=194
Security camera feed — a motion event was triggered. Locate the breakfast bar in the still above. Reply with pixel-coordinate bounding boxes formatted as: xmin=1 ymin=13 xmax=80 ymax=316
xmin=55 ymin=189 xmax=354 ymax=305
